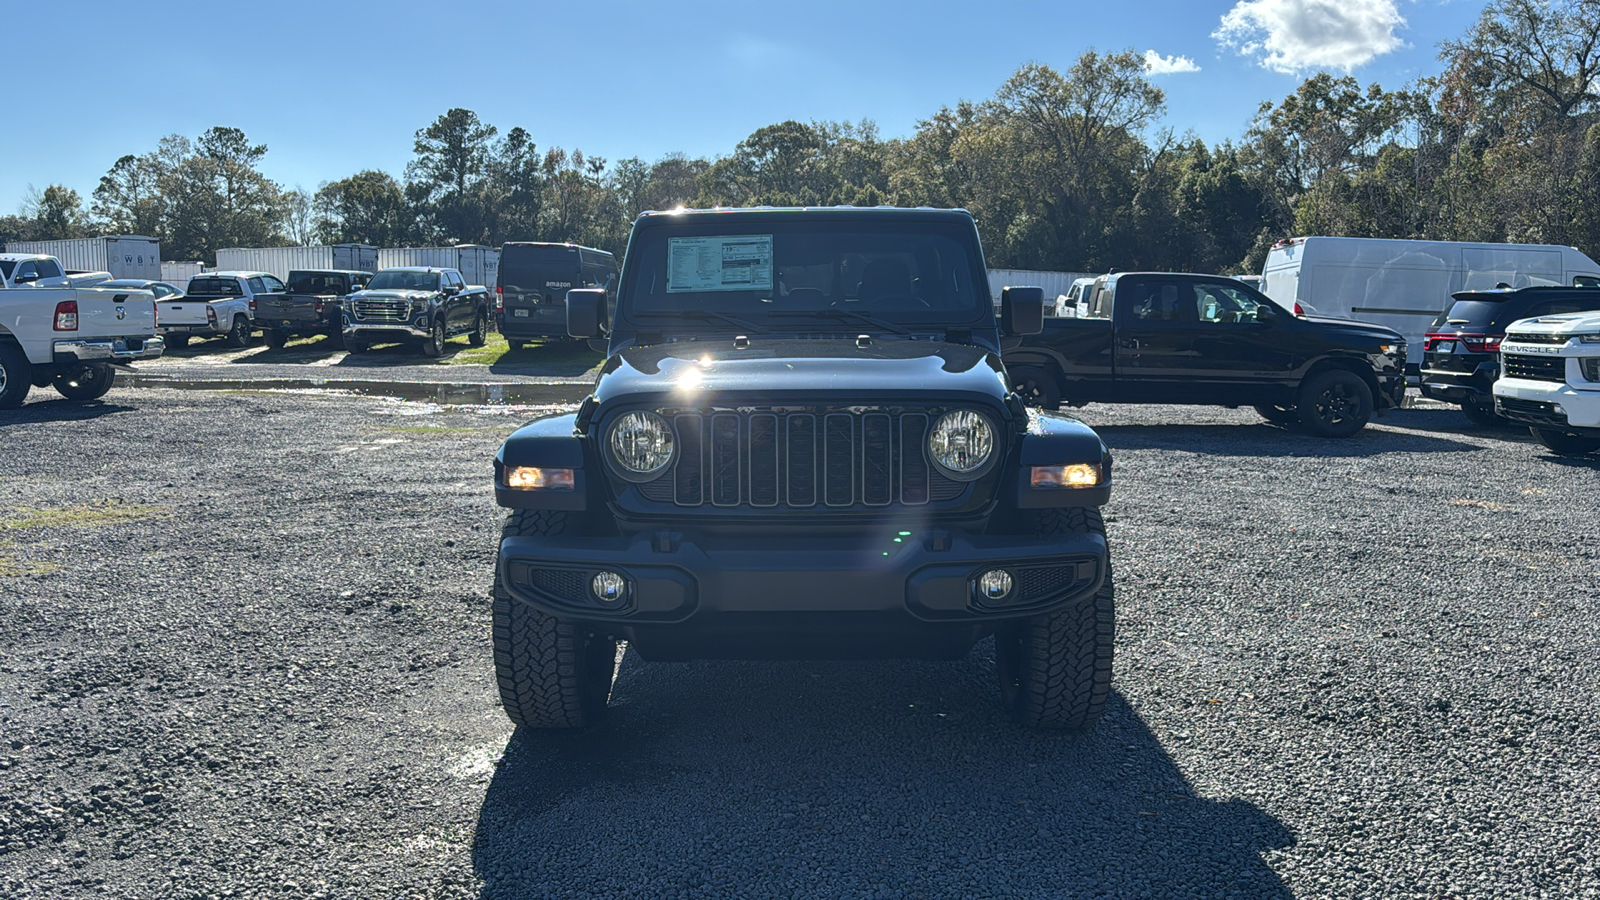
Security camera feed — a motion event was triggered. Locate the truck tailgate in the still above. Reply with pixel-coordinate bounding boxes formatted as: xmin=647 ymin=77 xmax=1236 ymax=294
xmin=159 ymin=298 xmax=216 ymax=326
xmin=256 ymin=293 xmax=326 ymax=327
xmin=79 ymin=286 xmax=157 ymax=335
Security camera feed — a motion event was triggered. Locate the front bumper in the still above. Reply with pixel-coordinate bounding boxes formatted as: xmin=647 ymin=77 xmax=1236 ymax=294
xmin=498 ymin=528 xmax=1108 ymax=659
xmin=1494 ymin=378 xmax=1600 ymax=431
xmin=53 ymin=336 xmax=165 ymax=363
xmin=345 ymin=322 xmax=429 ymax=339
xmin=1376 ymin=371 xmax=1407 ymax=411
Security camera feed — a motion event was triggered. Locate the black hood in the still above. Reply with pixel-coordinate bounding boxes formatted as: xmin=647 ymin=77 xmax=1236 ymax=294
xmin=593 ymin=339 xmax=1011 ymax=406
xmin=1302 ymin=315 xmax=1406 ymax=343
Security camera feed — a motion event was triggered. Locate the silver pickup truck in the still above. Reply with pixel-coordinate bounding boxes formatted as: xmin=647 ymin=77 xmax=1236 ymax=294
xmin=0 ymin=254 xmax=164 ymax=407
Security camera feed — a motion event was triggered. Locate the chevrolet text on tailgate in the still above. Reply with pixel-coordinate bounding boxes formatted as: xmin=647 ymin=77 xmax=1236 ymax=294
xmin=491 ymin=207 xmax=1117 ymax=730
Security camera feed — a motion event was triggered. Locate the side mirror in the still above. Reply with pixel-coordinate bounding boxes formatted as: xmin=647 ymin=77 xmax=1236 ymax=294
xmin=1255 ymin=302 xmax=1280 ymax=324
xmin=567 ymin=288 xmax=607 ymax=339
xmin=442 ymin=284 xmax=458 ymax=295
xmin=1000 ymin=286 xmax=1045 ymax=336
xmin=14 ymin=273 xmax=38 ymax=284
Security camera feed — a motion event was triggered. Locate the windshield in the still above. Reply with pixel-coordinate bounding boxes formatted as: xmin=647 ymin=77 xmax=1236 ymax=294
xmin=500 ymin=246 xmax=579 ymax=290
xmin=366 ymin=271 xmax=439 ymax=291
xmin=287 ymin=272 xmax=351 ymax=294
xmin=187 ymin=277 xmax=242 ymax=296
xmin=620 ymin=221 xmax=989 ymax=328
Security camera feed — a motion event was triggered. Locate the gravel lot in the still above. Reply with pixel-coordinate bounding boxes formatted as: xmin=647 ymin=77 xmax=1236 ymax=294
xmin=1 ymin=389 xmax=1597 ymax=898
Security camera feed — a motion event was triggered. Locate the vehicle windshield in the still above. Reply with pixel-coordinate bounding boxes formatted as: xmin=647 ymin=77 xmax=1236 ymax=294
xmin=619 ymin=221 xmax=989 ymax=329
xmin=187 ymin=277 xmax=242 ymax=296
xmin=500 ymin=245 xmax=579 ymax=290
xmin=287 ymin=272 xmax=350 ymax=294
xmin=366 ymin=271 xmax=439 ymax=291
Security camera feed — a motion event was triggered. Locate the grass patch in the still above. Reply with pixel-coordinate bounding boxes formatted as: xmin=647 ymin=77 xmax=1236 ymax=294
xmin=0 ymin=544 xmax=61 ymax=577
xmin=447 ymin=332 xmax=513 ymax=366
xmin=0 ymin=501 xmax=167 ymax=532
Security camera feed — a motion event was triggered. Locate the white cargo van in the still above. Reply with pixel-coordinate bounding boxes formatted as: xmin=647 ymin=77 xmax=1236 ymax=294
xmin=1260 ymin=236 xmax=1600 ymax=366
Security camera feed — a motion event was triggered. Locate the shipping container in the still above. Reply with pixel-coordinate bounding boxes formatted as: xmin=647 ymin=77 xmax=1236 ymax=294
xmin=4 ymin=236 xmax=161 ymax=279
xmin=985 ymin=268 xmax=1099 ymax=308
xmin=161 ymin=261 xmax=208 ymax=287
xmin=378 ymin=245 xmax=500 ymax=287
xmin=213 ymin=244 xmax=380 ymax=280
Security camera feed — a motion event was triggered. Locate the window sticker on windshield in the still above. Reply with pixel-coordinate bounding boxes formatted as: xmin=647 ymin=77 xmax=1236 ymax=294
xmin=667 ymin=235 xmax=773 ymax=293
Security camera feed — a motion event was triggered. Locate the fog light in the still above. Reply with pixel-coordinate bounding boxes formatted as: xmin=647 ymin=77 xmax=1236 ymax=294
xmin=978 ymin=569 xmax=1013 ymax=602
xmin=591 ymin=571 xmax=627 ymax=604
xmin=503 ymin=466 xmax=575 ymax=490
xmin=1031 ymin=463 xmax=1103 ymax=488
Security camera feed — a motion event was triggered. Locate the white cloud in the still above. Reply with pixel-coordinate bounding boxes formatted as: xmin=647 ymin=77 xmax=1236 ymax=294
xmin=1213 ymin=0 xmax=1406 ymax=74
xmin=1143 ymin=50 xmax=1202 ymax=75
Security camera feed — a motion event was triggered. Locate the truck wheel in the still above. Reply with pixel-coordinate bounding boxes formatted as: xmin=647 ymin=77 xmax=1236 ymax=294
xmin=225 ymin=316 xmax=253 ymax=349
xmin=166 ymin=334 xmax=190 ymax=349
xmin=1460 ymin=399 xmax=1501 ymax=427
xmin=994 ymin=506 xmax=1114 ymax=731
xmin=1010 ymin=366 xmax=1062 ymax=410
xmin=1253 ymin=404 xmax=1297 ymax=425
xmin=421 ymin=318 xmax=446 ymax=358
xmin=326 ymin=325 xmax=345 ymax=349
xmin=344 ymin=336 xmax=368 ymax=354
xmin=53 ymin=364 xmax=115 ymax=401
xmin=469 ymin=310 xmax=488 ymax=347
xmin=0 ymin=341 xmax=32 ymax=409
xmin=1296 ymin=369 xmax=1372 ymax=437
xmin=1530 ymin=428 xmax=1600 ymax=455
xmin=264 ymin=328 xmax=288 ymax=350
xmin=493 ymin=509 xmax=618 ymax=728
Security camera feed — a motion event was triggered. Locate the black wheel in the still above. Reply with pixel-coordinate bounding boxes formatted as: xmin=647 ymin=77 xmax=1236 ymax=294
xmin=1531 ymin=428 xmax=1600 ymax=455
xmin=326 ymin=325 xmax=346 ymax=349
xmin=225 ymin=316 xmax=253 ymax=348
xmin=1460 ymin=399 xmax=1501 ymax=427
xmin=421 ymin=318 xmax=446 ymax=358
xmin=0 ymin=341 xmax=32 ymax=409
xmin=1296 ymin=369 xmax=1373 ymax=438
xmin=264 ymin=328 xmax=288 ymax=349
xmin=52 ymin=364 xmax=115 ymax=401
xmin=994 ymin=506 xmax=1114 ymax=731
xmin=1253 ymin=404 xmax=1297 ymax=425
xmin=507 ymin=339 xmax=526 ymax=351
xmin=1010 ymin=365 xmax=1062 ymax=410
xmin=166 ymin=334 xmax=190 ymax=349
xmin=345 ymin=337 xmax=368 ymax=354
xmin=493 ymin=509 xmax=618 ymax=728
xmin=469 ymin=310 xmax=488 ymax=347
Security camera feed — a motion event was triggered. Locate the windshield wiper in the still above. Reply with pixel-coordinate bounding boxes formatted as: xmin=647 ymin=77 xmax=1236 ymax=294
xmin=634 ymin=310 xmax=768 ymax=334
xmin=768 ymin=308 xmax=911 ymax=335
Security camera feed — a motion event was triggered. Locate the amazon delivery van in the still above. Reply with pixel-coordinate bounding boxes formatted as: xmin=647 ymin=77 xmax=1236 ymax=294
xmin=1260 ymin=236 xmax=1600 ymax=366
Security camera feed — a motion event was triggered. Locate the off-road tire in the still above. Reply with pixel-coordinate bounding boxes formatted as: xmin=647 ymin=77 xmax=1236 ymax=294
xmin=225 ymin=315 xmax=253 ymax=349
xmin=421 ymin=318 xmax=446 ymax=358
xmin=469 ymin=310 xmax=488 ymax=347
xmin=0 ymin=341 xmax=32 ymax=409
xmin=52 ymin=364 xmax=115 ymax=401
xmin=1010 ymin=365 xmax=1062 ymax=410
xmin=1296 ymin=369 xmax=1372 ymax=438
xmin=264 ymin=328 xmax=288 ymax=349
xmin=493 ymin=509 xmax=618 ymax=728
xmin=1460 ymin=399 xmax=1501 ymax=427
xmin=166 ymin=334 xmax=190 ymax=349
xmin=995 ymin=506 xmax=1114 ymax=730
xmin=1254 ymin=404 xmax=1297 ymax=425
xmin=1531 ymin=427 xmax=1600 ymax=455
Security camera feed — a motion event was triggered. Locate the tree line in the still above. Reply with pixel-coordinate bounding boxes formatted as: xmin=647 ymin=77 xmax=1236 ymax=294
xmin=6 ymin=0 xmax=1599 ymax=276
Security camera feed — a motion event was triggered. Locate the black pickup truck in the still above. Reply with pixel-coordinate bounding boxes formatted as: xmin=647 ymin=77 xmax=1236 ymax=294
xmin=490 ymin=206 xmax=1116 ymax=731
xmin=256 ymin=269 xmax=372 ymax=349
xmin=1002 ymin=272 xmax=1408 ymax=437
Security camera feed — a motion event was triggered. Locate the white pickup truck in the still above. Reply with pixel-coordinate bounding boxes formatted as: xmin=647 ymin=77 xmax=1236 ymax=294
xmin=0 ymin=254 xmax=164 ymax=408
xmin=1493 ymin=310 xmax=1600 ymax=455
xmin=160 ymin=271 xmax=279 ymax=348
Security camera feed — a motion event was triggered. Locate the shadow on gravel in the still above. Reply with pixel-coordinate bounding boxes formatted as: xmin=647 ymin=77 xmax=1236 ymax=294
xmin=488 ymin=341 xmax=602 ymax=377
xmin=1091 ymin=421 xmax=1482 ymax=456
xmin=1 ymin=399 xmax=136 ymax=426
xmin=1534 ymin=452 xmax=1600 ymax=469
xmin=232 ymin=336 xmax=345 ymax=363
xmin=1370 ymin=407 xmax=1533 ymax=439
xmin=472 ymin=653 xmax=1294 ymax=897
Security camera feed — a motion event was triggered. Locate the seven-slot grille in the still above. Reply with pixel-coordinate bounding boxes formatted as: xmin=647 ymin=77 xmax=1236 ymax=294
xmin=633 ymin=408 xmax=969 ymax=509
xmin=354 ymin=298 xmax=408 ymax=321
xmin=1502 ymin=354 xmax=1567 ymax=382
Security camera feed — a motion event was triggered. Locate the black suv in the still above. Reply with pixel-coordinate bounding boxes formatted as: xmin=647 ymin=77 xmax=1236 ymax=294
xmin=490 ymin=207 xmax=1116 ymax=731
xmin=1422 ymin=286 xmax=1600 ymax=424
xmin=495 ymin=242 xmax=618 ymax=348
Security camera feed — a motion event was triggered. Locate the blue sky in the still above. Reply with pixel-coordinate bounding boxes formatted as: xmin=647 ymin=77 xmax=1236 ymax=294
xmin=1 ymin=0 xmax=1487 ymax=216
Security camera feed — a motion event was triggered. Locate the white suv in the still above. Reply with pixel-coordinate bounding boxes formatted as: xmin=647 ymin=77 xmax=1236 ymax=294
xmin=1493 ymin=310 xmax=1600 ymax=455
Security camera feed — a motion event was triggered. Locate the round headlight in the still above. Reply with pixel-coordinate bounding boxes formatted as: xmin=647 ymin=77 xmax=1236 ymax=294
xmin=928 ymin=410 xmax=995 ymax=479
xmin=608 ymin=411 xmax=674 ymax=477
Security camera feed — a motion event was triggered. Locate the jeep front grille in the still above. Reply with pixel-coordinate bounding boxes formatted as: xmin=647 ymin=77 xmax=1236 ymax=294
xmin=354 ymin=299 xmax=408 ymax=321
xmin=1502 ymin=354 xmax=1567 ymax=382
xmin=634 ymin=408 xmax=966 ymax=509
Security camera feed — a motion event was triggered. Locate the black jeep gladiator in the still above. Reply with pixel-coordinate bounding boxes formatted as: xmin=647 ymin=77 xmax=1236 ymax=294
xmin=1003 ymin=272 xmax=1408 ymax=437
xmin=490 ymin=207 xmax=1116 ymax=731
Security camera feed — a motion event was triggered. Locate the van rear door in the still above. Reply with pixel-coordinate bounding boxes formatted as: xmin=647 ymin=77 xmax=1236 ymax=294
xmin=499 ymin=245 xmax=580 ymax=328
